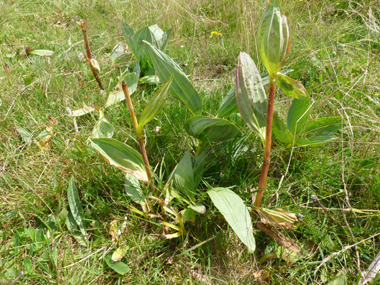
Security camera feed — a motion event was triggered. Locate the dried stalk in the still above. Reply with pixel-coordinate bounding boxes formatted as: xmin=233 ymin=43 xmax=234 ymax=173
xmin=78 ymin=19 xmax=105 ymax=93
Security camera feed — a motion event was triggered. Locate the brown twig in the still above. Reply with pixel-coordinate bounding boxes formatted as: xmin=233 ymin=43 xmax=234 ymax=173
xmin=257 ymin=222 xmax=301 ymax=253
xmin=3 ymin=63 xmax=11 ymax=83
xmin=121 ymin=80 xmax=154 ymax=195
xmin=78 ymin=19 xmax=105 ymax=93
xmin=347 ymin=1 xmax=380 ymax=19
xmin=11 ymin=271 xmax=23 ymax=285
xmin=254 ymin=77 xmax=277 ymax=207
xmin=299 ymin=206 xmax=380 ymax=213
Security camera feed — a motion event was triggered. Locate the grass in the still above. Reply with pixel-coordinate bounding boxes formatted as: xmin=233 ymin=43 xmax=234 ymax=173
xmin=1 ymin=0 xmax=380 ymax=284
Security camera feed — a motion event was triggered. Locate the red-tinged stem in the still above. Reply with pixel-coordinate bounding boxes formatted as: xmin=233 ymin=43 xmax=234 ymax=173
xmin=78 ymin=19 xmax=104 ymax=92
xmin=122 ymin=81 xmax=155 ymax=195
xmin=254 ymin=75 xmax=277 ymax=208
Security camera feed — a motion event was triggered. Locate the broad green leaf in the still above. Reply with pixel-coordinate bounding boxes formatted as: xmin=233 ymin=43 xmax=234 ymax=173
xmin=67 ymin=177 xmax=86 ymax=237
xmin=181 ymin=208 xmax=196 ymax=223
xmin=236 ymin=52 xmax=267 ymax=144
xmin=104 ymin=254 xmax=131 ymax=275
xmin=143 ymin=41 xmax=203 ymax=115
xmin=273 ymin=112 xmax=293 ymax=144
xmin=218 ymin=85 xmax=239 ymax=118
xmin=189 ymin=204 xmax=206 ymax=214
xmin=287 ymin=99 xmax=310 ymax=135
xmin=131 ymin=27 xmax=153 ymax=62
xmin=58 ymin=207 xmax=68 ymax=225
xmin=148 ymin=24 xmax=165 ymax=49
xmin=173 ymin=151 xmax=196 ymax=201
xmin=297 ymin=135 xmax=338 ymax=147
xmin=133 ymin=62 xmax=141 ymax=78
xmin=110 ymin=43 xmax=127 ymax=64
xmin=161 ymin=27 xmax=172 ymax=51
xmin=91 ymin=113 xmax=114 ymax=139
xmin=137 ymin=75 xmax=173 ymax=134
xmin=36 ymin=129 xmax=51 ymax=140
xmin=192 ymin=148 xmax=207 ymax=188
xmin=257 ymin=0 xmax=290 ymax=76
xmin=262 ymin=69 xmax=293 ymax=85
xmin=105 ymin=72 xmax=138 ymax=108
xmin=90 ymin=138 xmax=148 ymax=183
xmin=145 ymin=67 xmax=156 ymax=76
xmin=218 ymin=70 xmax=293 ymax=118
xmin=276 ymin=73 xmax=308 ymax=99
xmin=124 ymin=173 xmax=147 ymax=211
xmin=207 ymin=188 xmax=255 ymax=253
xmin=304 ymin=117 xmax=341 ymax=135
xmin=23 ymin=257 xmax=32 ymax=274
xmin=327 ymin=271 xmax=347 ymax=285
xmin=29 ymin=50 xmax=54 ymax=57
xmin=17 ymin=128 xmax=32 ymax=143
xmin=122 ymin=23 xmax=134 ymax=39
xmin=185 ymin=116 xmax=241 ymax=142
xmin=65 ymin=209 xmax=87 ymax=246
xmin=139 ymin=75 xmax=160 ymax=85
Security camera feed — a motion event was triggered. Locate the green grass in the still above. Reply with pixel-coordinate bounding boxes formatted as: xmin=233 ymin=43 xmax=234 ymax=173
xmin=1 ymin=0 xmax=380 ymax=284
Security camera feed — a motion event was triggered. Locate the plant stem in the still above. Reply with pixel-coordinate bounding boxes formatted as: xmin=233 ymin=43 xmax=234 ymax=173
xmin=78 ymin=19 xmax=105 ymax=93
xmin=195 ymin=142 xmax=205 ymax=158
xmin=122 ymin=81 xmax=154 ymax=194
xmin=254 ymin=75 xmax=277 ymax=208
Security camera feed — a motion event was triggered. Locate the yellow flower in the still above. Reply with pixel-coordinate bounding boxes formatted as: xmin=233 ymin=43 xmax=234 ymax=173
xmin=336 ymin=2 xmax=340 ymax=5
xmin=211 ymin=31 xmax=218 ymax=36
xmin=218 ymin=33 xmax=222 ymax=37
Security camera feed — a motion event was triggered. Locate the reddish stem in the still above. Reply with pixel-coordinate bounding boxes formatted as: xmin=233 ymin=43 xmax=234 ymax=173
xmin=254 ymin=76 xmax=277 ymax=208
xmin=78 ymin=19 xmax=104 ymax=92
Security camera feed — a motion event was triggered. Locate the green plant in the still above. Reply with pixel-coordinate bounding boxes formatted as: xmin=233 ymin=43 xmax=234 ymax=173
xmin=273 ymin=98 xmax=341 ymax=147
xmin=88 ymin=54 xmax=256 ymax=254
xmin=122 ymin=23 xmax=172 ymax=84
xmin=68 ymin=22 xmax=173 ymax=126
xmin=235 ymin=0 xmax=310 ymax=208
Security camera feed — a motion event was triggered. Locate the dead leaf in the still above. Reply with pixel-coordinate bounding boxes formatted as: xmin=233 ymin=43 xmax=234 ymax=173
xmin=253 ymin=269 xmax=269 ymax=282
xmin=78 ymin=52 xmax=85 ymax=61
xmin=35 ymin=126 xmax=53 ymax=151
xmin=257 ymin=222 xmax=301 ymax=253
xmin=109 ymin=217 xmax=128 ymax=245
xmin=111 ymin=246 xmax=129 ymax=262
xmin=256 ymin=208 xmax=298 ymax=229
xmin=49 ymin=116 xmax=58 ymax=125
xmin=69 ymin=105 xmax=95 ymax=117
xmin=89 ymin=58 xmax=100 ymax=71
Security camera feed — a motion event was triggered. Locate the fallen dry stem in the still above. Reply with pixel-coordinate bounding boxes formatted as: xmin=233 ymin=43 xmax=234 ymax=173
xmin=257 ymin=222 xmax=301 ymax=253
xmin=314 ymin=232 xmax=380 ymax=275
